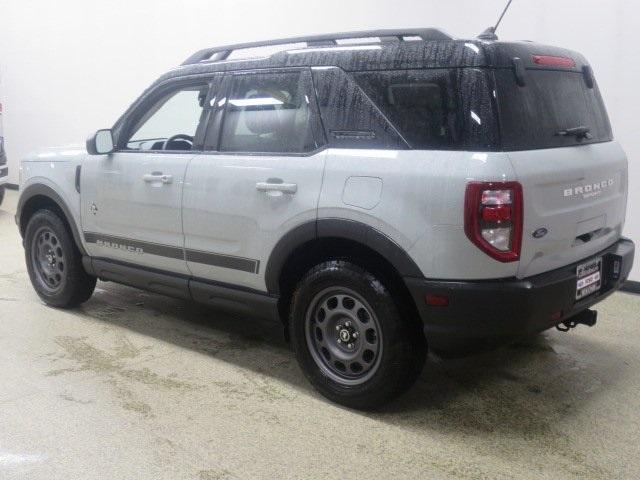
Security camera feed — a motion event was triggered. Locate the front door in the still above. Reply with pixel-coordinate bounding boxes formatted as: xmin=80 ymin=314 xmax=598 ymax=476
xmin=182 ymin=69 xmax=327 ymax=291
xmin=81 ymin=79 xmax=213 ymax=274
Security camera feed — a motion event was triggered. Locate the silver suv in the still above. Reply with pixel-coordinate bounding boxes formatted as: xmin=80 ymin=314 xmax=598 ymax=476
xmin=16 ymin=29 xmax=635 ymax=408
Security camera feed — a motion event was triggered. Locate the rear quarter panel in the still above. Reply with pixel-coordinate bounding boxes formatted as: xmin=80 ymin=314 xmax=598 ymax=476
xmin=318 ymin=149 xmax=518 ymax=280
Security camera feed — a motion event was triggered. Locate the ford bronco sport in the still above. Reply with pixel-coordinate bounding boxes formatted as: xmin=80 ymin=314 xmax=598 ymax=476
xmin=16 ymin=29 xmax=635 ymax=408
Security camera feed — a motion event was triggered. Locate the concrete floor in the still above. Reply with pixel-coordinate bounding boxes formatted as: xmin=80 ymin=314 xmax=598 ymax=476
xmin=0 ymin=189 xmax=639 ymax=480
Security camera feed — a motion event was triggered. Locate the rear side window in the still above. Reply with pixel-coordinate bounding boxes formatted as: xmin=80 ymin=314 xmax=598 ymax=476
xmin=312 ymin=67 xmax=407 ymax=150
xmin=354 ymin=68 xmax=498 ymax=150
xmin=494 ymin=69 xmax=612 ymax=150
xmin=219 ymin=71 xmax=318 ymax=153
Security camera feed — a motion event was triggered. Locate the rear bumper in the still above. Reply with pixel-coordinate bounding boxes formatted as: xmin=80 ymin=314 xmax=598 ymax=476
xmin=405 ymin=237 xmax=635 ymax=355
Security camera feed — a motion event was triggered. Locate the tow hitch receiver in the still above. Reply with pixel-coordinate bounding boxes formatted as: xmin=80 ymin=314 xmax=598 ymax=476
xmin=556 ymin=309 xmax=598 ymax=332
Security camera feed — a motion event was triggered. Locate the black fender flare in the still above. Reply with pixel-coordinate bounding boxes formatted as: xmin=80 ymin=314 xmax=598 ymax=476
xmin=264 ymin=218 xmax=423 ymax=295
xmin=16 ymin=183 xmax=87 ymax=256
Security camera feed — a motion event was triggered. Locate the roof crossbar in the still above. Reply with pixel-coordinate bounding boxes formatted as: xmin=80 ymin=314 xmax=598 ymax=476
xmin=181 ymin=28 xmax=453 ymax=65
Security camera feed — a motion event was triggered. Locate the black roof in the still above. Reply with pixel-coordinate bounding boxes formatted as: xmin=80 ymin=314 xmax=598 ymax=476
xmin=156 ymin=28 xmax=589 ymax=85
xmin=112 ymin=28 xmax=591 ymax=136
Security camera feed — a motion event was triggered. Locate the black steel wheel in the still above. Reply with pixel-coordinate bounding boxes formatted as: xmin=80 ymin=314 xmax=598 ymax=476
xmin=30 ymin=226 xmax=67 ymax=294
xmin=24 ymin=209 xmax=96 ymax=308
xmin=305 ymin=287 xmax=382 ymax=385
xmin=290 ymin=261 xmax=426 ymax=409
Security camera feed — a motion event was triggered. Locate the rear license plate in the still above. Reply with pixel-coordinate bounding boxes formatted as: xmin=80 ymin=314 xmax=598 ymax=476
xmin=576 ymin=257 xmax=602 ymax=300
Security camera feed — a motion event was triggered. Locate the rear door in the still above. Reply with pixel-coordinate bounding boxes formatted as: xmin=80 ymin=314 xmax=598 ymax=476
xmin=494 ymin=64 xmax=628 ymax=278
xmin=182 ymin=68 xmax=326 ymax=292
xmin=81 ymin=78 xmax=213 ymax=275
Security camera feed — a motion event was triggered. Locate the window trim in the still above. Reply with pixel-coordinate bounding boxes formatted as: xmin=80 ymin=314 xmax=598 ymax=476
xmin=204 ymin=67 xmax=327 ymax=156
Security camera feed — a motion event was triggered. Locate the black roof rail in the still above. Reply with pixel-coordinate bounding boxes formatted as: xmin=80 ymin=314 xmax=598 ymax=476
xmin=181 ymin=28 xmax=453 ymax=65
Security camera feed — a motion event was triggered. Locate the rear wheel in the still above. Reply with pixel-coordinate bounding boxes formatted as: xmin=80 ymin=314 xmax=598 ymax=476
xmin=25 ymin=209 xmax=96 ymax=308
xmin=290 ymin=261 xmax=426 ymax=409
xmin=0 ymin=186 xmax=5 ymax=206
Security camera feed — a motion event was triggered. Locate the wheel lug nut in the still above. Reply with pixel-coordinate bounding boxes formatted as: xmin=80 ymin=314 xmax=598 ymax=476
xmin=352 ymin=332 xmax=359 ymax=338
xmin=348 ymin=343 xmax=354 ymax=349
xmin=345 ymin=321 xmax=352 ymax=328
xmin=337 ymin=339 xmax=342 ymax=344
xmin=335 ymin=325 xmax=341 ymax=331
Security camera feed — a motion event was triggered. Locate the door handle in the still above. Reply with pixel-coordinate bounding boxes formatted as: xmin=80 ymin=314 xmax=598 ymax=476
xmin=256 ymin=181 xmax=297 ymax=194
xmin=143 ymin=173 xmax=173 ymax=184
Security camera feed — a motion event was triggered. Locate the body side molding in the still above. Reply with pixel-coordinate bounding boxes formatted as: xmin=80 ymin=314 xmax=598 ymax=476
xmin=84 ymin=232 xmax=260 ymax=273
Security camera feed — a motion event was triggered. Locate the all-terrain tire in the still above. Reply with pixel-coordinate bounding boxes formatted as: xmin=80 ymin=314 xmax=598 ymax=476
xmin=24 ymin=209 xmax=96 ymax=308
xmin=290 ymin=260 xmax=426 ymax=409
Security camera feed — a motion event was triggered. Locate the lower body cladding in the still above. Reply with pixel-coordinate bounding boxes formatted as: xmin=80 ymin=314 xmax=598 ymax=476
xmin=84 ymin=258 xmax=279 ymax=321
xmin=405 ymin=237 xmax=635 ymax=356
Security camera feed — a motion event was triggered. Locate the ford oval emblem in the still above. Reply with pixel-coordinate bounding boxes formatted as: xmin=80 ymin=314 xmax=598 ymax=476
xmin=532 ymin=227 xmax=548 ymax=239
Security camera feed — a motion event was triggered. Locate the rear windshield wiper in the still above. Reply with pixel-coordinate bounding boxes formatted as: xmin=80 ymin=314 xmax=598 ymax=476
xmin=556 ymin=126 xmax=592 ymax=140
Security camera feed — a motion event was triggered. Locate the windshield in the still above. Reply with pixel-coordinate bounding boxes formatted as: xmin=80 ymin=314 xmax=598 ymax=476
xmin=494 ymin=69 xmax=612 ymax=150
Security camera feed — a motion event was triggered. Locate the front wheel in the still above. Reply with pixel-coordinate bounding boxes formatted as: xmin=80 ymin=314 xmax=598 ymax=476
xmin=290 ymin=261 xmax=426 ymax=409
xmin=24 ymin=209 xmax=96 ymax=308
xmin=0 ymin=186 xmax=5 ymax=206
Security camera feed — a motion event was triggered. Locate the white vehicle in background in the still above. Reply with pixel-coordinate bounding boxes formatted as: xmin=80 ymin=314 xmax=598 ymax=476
xmin=0 ymin=98 xmax=7 ymax=205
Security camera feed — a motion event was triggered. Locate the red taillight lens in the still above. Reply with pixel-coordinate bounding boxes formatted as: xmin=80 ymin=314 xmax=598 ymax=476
xmin=464 ymin=181 xmax=523 ymax=262
xmin=532 ymin=54 xmax=575 ymax=68
xmin=481 ymin=204 xmax=512 ymax=222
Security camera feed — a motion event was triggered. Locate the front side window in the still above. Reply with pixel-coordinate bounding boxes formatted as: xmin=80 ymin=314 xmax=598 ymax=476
xmin=219 ymin=71 xmax=317 ymax=153
xmin=125 ymin=84 xmax=209 ymax=151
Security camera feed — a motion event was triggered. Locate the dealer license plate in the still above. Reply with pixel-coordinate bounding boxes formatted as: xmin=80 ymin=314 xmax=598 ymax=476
xmin=576 ymin=257 xmax=602 ymax=300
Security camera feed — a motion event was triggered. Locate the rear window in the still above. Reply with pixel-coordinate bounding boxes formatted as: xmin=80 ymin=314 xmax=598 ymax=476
xmin=353 ymin=68 xmax=498 ymax=150
xmin=494 ymin=69 xmax=612 ymax=150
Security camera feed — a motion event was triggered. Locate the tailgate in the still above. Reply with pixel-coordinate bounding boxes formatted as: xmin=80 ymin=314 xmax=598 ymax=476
xmin=510 ymin=141 xmax=627 ymax=278
xmin=492 ymin=52 xmax=627 ymax=279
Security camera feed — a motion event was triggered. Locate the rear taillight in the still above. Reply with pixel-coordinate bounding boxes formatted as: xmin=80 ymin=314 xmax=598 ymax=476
xmin=464 ymin=181 xmax=523 ymax=262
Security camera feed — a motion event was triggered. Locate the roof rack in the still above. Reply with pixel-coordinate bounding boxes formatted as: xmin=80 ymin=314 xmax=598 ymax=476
xmin=181 ymin=28 xmax=453 ymax=65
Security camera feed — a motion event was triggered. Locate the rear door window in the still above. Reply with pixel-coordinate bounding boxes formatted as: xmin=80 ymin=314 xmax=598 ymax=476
xmin=494 ymin=69 xmax=612 ymax=150
xmin=219 ymin=70 xmax=319 ymax=154
xmin=353 ymin=68 xmax=498 ymax=151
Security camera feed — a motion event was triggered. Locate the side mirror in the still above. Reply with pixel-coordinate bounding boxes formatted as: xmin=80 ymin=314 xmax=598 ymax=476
xmin=86 ymin=129 xmax=114 ymax=155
